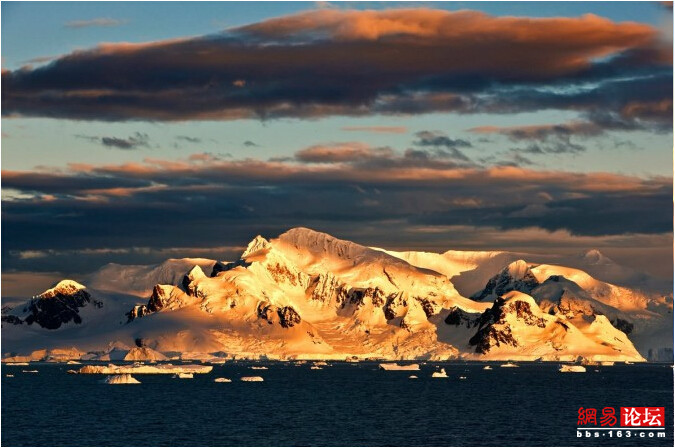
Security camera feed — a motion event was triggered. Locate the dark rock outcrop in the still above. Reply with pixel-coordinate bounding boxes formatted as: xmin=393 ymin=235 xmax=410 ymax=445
xmin=6 ymin=281 xmax=101 ymax=330
xmin=257 ymin=303 xmax=302 ymax=328
xmin=468 ymin=297 xmax=546 ymax=354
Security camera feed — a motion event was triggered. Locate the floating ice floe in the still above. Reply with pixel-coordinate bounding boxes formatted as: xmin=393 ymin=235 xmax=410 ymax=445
xmin=459 ymin=376 xmax=467 ymax=380
xmin=379 ymin=363 xmax=420 ymax=371
xmin=310 ymin=366 xmax=322 ymax=370
xmin=78 ymin=363 xmax=212 ymax=375
xmin=241 ymin=376 xmax=264 ymax=382
xmin=600 ymin=361 xmax=615 ymax=366
xmin=174 ymin=372 xmax=194 ymax=379
xmin=4 ymin=362 xmax=29 ymax=366
xmin=22 ymin=370 xmax=38 ymax=373
xmin=408 ymin=375 xmax=418 ymax=379
xmin=559 ymin=365 xmax=586 ymax=373
xmin=214 ymin=377 xmax=232 ymax=383
xmin=500 ymin=362 xmax=518 ymax=368
xmin=6 ymin=374 xmax=14 ymax=377
xmin=483 ymin=365 xmax=492 ymax=370
xmin=431 ymin=368 xmax=448 ymax=378
xmin=101 ymin=374 xmax=140 ymax=384
xmin=251 ymin=366 xmax=268 ymax=370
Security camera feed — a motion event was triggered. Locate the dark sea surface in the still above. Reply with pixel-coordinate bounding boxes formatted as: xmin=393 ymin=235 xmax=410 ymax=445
xmin=1 ymin=361 xmax=673 ymax=447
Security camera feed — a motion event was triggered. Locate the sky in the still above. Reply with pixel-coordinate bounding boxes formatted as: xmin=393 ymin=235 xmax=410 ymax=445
xmin=1 ymin=1 xmax=673 ymax=286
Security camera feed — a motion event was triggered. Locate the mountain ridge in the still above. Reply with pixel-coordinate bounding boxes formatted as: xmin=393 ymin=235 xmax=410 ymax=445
xmin=2 ymin=227 xmax=672 ymax=362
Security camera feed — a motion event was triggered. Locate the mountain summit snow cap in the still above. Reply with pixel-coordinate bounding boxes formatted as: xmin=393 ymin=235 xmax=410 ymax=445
xmin=505 ymin=260 xmax=533 ymax=279
xmin=39 ymin=279 xmax=86 ymax=298
xmin=242 ymin=235 xmax=271 ymax=258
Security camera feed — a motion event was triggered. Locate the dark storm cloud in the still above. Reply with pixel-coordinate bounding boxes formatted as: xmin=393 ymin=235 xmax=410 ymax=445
xmin=2 ymin=148 xmax=671 ymax=272
xmin=2 ymin=9 xmax=671 ymax=126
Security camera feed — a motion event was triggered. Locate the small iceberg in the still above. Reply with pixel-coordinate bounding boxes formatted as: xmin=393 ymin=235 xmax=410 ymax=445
xmin=310 ymin=366 xmax=322 ymax=370
xmin=214 ymin=377 xmax=232 ymax=383
xmin=313 ymin=361 xmax=328 ymax=366
xmin=559 ymin=365 xmax=586 ymax=373
xmin=101 ymin=374 xmax=140 ymax=384
xmin=6 ymin=374 xmax=14 ymax=377
xmin=432 ymin=368 xmax=448 ymax=378
xmin=174 ymin=372 xmax=194 ymax=379
xmin=500 ymin=362 xmax=518 ymax=368
xmin=624 ymin=361 xmax=634 ymax=365
xmin=241 ymin=376 xmax=264 ymax=382
xmin=379 ymin=363 xmax=420 ymax=371
xmin=600 ymin=361 xmax=614 ymax=366
xmin=22 ymin=370 xmax=38 ymax=373
xmin=459 ymin=376 xmax=467 ymax=380
xmin=5 ymin=362 xmax=29 ymax=366
xmin=66 ymin=369 xmax=78 ymax=374
xmin=483 ymin=365 xmax=492 ymax=370
xmin=66 ymin=360 xmax=81 ymax=365
xmin=408 ymin=375 xmax=418 ymax=379
xmin=251 ymin=366 xmax=268 ymax=370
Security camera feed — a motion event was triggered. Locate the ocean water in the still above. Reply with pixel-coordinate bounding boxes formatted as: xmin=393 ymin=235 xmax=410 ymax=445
xmin=1 ymin=362 xmax=672 ymax=447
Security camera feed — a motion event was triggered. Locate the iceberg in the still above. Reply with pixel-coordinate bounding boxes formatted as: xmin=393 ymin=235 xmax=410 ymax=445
xmin=241 ymin=376 xmax=264 ymax=382
xmin=101 ymin=374 xmax=141 ymax=384
xmin=559 ymin=364 xmax=586 ymax=373
xmin=174 ymin=372 xmax=194 ymax=379
xmin=214 ymin=377 xmax=232 ymax=383
xmin=431 ymin=368 xmax=448 ymax=378
xmin=78 ymin=363 xmax=212 ymax=375
xmin=500 ymin=362 xmax=519 ymax=368
xmin=379 ymin=363 xmax=420 ymax=371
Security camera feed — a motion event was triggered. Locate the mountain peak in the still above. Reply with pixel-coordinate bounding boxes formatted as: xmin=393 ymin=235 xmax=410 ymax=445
xmin=277 ymin=227 xmax=372 ymax=263
xmin=582 ymin=249 xmax=612 ymax=265
xmin=40 ymin=280 xmax=86 ymax=298
xmin=504 ymin=260 xmax=532 ymax=279
xmin=472 ymin=260 xmax=539 ymax=301
xmin=242 ymin=235 xmax=271 ymax=258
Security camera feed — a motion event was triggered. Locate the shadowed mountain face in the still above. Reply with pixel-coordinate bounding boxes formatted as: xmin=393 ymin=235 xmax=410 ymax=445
xmin=2 ymin=280 xmax=102 ymax=330
xmin=2 ymin=228 xmax=672 ymax=362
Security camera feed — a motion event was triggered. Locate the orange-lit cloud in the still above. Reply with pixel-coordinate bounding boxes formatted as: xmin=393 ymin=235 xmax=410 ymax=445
xmin=2 ymin=8 xmax=670 ymax=123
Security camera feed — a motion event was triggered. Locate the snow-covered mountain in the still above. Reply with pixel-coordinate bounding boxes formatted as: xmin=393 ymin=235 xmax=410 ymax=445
xmin=2 ymin=228 xmax=671 ymax=362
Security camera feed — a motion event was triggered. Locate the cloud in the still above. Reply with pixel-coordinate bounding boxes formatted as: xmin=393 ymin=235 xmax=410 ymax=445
xmin=294 ymin=142 xmax=390 ymax=163
xmin=2 ymin=8 xmax=670 ymax=126
xmin=341 ymin=126 xmax=408 ymax=134
xmin=412 ymin=131 xmax=472 ymax=162
xmin=469 ymin=121 xmax=603 ymax=140
xmin=469 ymin=122 xmax=594 ymax=155
xmin=176 ymin=135 xmax=202 ymax=144
xmin=65 ymin=18 xmax=127 ymax=29
xmin=243 ymin=140 xmax=259 ymax=147
xmin=76 ymin=132 xmax=150 ymax=150
xmin=2 ymin=148 xmax=671 ymax=274
xmin=414 ymin=131 xmax=471 ymax=148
